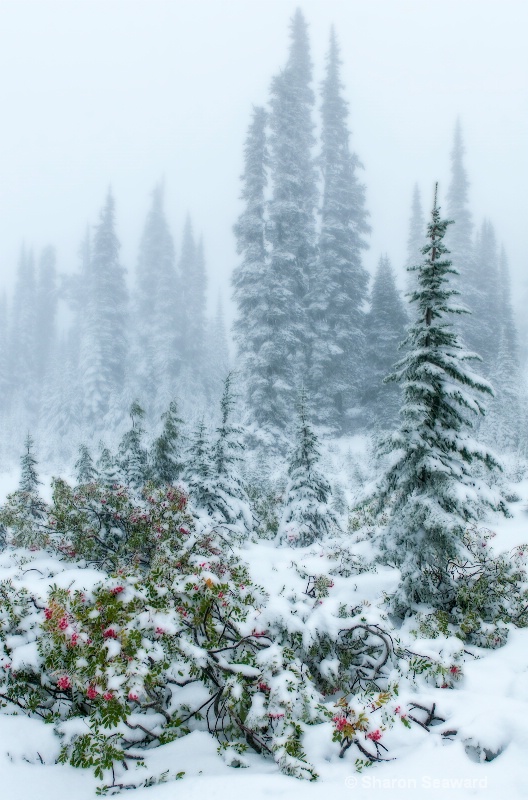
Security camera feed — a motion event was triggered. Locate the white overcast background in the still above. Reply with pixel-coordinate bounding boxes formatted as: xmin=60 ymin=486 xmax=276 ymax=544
xmin=0 ymin=0 xmax=526 ymax=328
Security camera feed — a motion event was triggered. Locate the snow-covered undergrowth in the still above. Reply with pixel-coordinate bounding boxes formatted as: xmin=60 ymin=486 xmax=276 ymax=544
xmin=0 ymin=453 xmax=528 ymax=799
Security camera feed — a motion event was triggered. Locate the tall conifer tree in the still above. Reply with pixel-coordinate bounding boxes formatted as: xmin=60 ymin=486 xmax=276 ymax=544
xmin=405 ymin=184 xmax=425 ymax=296
xmin=308 ymin=28 xmax=370 ymax=431
xmin=445 ymin=120 xmax=477 ymax=349
xmin=10 ymin=248 xmax=38 ymax=427
xmin=35 ymin=246 xmax=58 ymax=385
xmin=264 ymin=8 xmax=317 ymax=432
xmin=376 ymin=187 xmax=505 ymax=613
xmin=133 ymin=185 xmax=178 ymax=416
xmin=363 ymin=256 xmax=407 ymax=429
xmin=81 ymin=191 xmax=128 ymax=425
xmin=232 ymin=106 xmax=272 ymax=426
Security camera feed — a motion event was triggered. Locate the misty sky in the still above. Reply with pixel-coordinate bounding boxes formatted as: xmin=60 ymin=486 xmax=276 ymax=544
xmin=0 ymin=0 xmax=526 ymax=326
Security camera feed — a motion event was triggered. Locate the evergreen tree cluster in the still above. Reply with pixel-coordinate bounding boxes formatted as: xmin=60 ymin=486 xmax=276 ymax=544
xmin=233 ymin=13 xmax=370 ymax=438
xmin=0 ymin=188 xmax=230 ymax=463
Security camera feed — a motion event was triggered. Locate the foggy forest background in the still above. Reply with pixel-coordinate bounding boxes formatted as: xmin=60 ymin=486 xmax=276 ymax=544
xmin=0 ymin=8 xmax=525 ymax=471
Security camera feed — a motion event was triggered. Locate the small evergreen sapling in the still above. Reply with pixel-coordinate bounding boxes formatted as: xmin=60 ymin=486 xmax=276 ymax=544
xmin=74 ymin=444 xmax=97 ymax=485
xmin=151 ymin=400 xmax=184 ymax=485
xmin=0 ymin=434 xmax=47 ymax=547
xmin=278 ymin=394 xmax=337 ymax=546
xmin=375 ymin=186 xmax=507 ymax=614
xmin=117 ymin=401 xmax=149 ymax=489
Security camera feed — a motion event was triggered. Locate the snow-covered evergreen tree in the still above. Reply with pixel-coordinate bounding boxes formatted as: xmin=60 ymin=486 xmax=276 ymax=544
xmin=445 ymin=120 xmax=477 ymax=349
xmin=133 ymin=185 xmax=179 ymax=418
xmin=210 ymin=373 xmax=251 ymax=531
xmin=97 ymin=444 xmax=120 ymax=490
xmin=118 ymin=402 xmax=149 ymax=490
xmin=204 ymin=297 xmax=230 ymax=402
xmin=363 ymin=255 xmax=408 ymax=430
xmin=376 ymin=186 xmax=506 ymax=614
xmin=81 ymin=191 xmax=128 ymax=426
xmin=183 ymin=418 xmax=216 ymax=514
xmin=405 ymin=184 xmax=425 ymax=296
xmin=264 ymin=8 xmax=317 ymax=433
xmin=178 ymin=217 xmax=207 ymax=391
xmin=481 ymin=246 xmax=523 ymax=451
xmin=75 ymin=444 xmax=97 ymax=485
xmin=308 ymin=28 xmax=370 ymax=432
xmin=472 ymin=219 xmax=501 ymax=373
xmin=18 ymin=433 xmax=46 ymax=522
xmin=151 ymin=400 xmax=184 ymax=485
xmin=232 ymin=105 xmax=270 ymax=426
xmin=278 ymin=391 xmax=336 ymax=547
xmin=35 ymin=245 xmax=58 ymax=385
xmin=10 ymin=247 xmax=38 ymax=427
xmin=184 ymin=377 xmax=251 ymax=532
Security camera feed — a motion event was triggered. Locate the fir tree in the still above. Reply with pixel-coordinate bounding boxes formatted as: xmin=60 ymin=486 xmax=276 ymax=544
xmin=81 ymin=191 xmax=128 ymax=425
xmin=481 ymin=246 xmax=522 ymax=450
xmin=264 ymin=8 xmax=317 ymax=432
xmin=133 ymin=185 xmax=179 ymax=417
xmin=204 ymin=297 xmax=230 ymax=401
xmin=75 ymin=444 xmax=97 ymax=485
xmin=308 ymin=28 xmax=370 ymax=431
xmin=405 ymin=184 xmax=425 ymax=296
xmin=232 ymin=106 xmax=271 ymax=425
xmin=97 ymin=444 xmax=120 ymax=490
xmin=118 ymin=402 xmax=149 ymax=489
xmin=210 ymin=373 xmax=251 ymax=531
xmin=445 ymin=120 xmax=477 ymax=349
xmin=35 ymin=245 xmax=58 ymax=384
xmin=472 ymin=219 xmax=501 ymax=372
xmin=18 ymin=433 xmax=46 ymax=522
xmin=363 ymin=255 xmax=408 ymax=429
xmin=10 ymin=247 xmax=38 ymax=423
xmin=278 ymin=391 xmax=336 ymax=547
xmin=184 ymin=418 xmax=216 ymax=514
xmin=151 ymin=400 xmax=184 ymax=485
xmin=376 ymin=186 xmax=506 ymax=614
xmin=178 ymin=217 xmax=207 ymax=387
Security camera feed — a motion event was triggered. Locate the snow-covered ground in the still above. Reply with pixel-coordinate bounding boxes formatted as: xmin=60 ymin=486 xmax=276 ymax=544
xmin=1 ymin=468 xmax=528 ymax=799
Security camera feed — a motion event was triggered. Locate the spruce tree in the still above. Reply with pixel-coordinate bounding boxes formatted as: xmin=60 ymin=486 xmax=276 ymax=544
xmin=376 ymin=186 xmax=506 ymax=614
xmin=308 ymin=28 xmax=370 ymax=431
xmin=278 ymin=392 xmax=336 ymax=547
xmin=264 ymin=8 xmax=317 ymax=432
xmin=363 ymin=255 xmax=408 ymax=430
